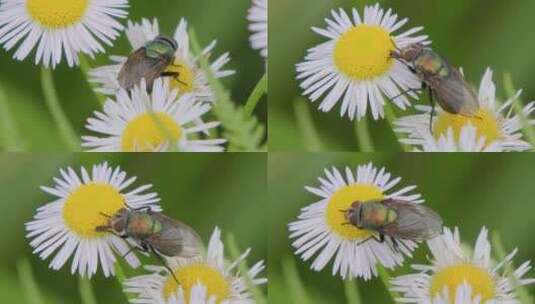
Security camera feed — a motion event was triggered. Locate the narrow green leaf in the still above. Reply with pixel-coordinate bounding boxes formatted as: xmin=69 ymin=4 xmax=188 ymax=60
xmin=16 ymin=259 xmax=44 ymax=304
xmin=244 ymin=73 xmax=267 ymax=117
xmin=354 ymin=117 xmax=374 ymax=152
xmin=503 ymin=73 xmax=535 ymax=149
xmin=378 ymin=265 xmax=399 ymax=303
xmin=78 ymin=278 xmax=97 ymax=304
xmin=0 ymin=83 xmax=25 ymax=151
xmin=293 ymin=97 xmax=322 ymax=151
xmin=40 ymin=67 xmax=80 ymax=151
xmin=79 ymin=55 xmax=107 ymax=105
xmin=281 ymin=257 xmax=311 ymax=304
xmin=491 ymin=232 xmax=533 ymax=304
xmin=344 ymin=279 xmax=362 ymax=304
xmin=225 ymin=233 xmax=267 ymax=304
xmin=189 ymin=28 xmax=265 ymax=151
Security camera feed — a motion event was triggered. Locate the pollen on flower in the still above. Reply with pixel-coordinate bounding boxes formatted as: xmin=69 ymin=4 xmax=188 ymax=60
xmin=430 ymin=263 xmax=496 ymax=302
xmin=27 ymin=0 xmax=88 ymax=28
xmin=166 ymin=60 xmax=195 ymax=93
xmin=121 ymin=113 xmax=182 ymax=152
xmin=62 ymin=183 xmax=124 ymax=238
xmin=163 ymin=263 xmax=231 ymax=302
xmin=433 ymin=108 xmax=501 ymax=146
xmin=326 ymin=184 xmax=385 ymax=240
xmin=333 ymin=25 xmax=395 ymax=80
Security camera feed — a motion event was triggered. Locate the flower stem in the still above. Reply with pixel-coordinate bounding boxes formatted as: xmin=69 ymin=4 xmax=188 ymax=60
xmin=378 ymin=265 xmax=399 ymax=302
xmin=0 ymin=83 xmax=25 ymax=151
xmin=503 ymin=73 xmax=535 ymax=148
xmin=225 ymin=233 xmax=267 ymax=304
xmin=16 ymin=259 xmax=44 ymax=304
xmin=344 ymin=280 xmax=362 ymax=304
xmin=281 ymin=257 xmax=311 ymax=304
xmin=491 ymin=231 xmax=533 ymax=303
xmin=294 ymin=97 xmax=323 ymax=151
xmin=40 ymin=67 xmax=80 ymax=151
xmin=244 ymin=73 xmax=267 ymax=117
xmin=79 ymin=55 xmax=107 ymax=106
xmin=78 ymin=277 xmax=97 ymax=304
xmin=354 ymin=117 xmax=374 ymax=152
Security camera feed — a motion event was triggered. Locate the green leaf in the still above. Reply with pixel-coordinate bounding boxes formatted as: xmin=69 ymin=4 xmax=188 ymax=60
xmin=16 ymin=259 xmax=44 ymax=304
xmin=189 ymin=29 xmax=266 ymax=152
xmin=491 ymin=231 xmax=533 ymax=304
xmin=503 ymin=73 xmax=535 ymax=149
xmin=225 ymin=233 xmax=267 ymax=304
xmin=244 ymin=73 xmax=267 ymax=117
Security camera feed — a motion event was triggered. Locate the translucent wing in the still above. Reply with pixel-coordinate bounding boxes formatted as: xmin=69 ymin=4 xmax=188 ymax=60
xmin=117 ymin=47 xmax=170 ymax=91
xmin=380 ymin=199 xmax=443 ymax=241
xmin=428 ymin=67 xmax=479 ymax=117
xmin=147 ymin=212 xmax=202 ymax=258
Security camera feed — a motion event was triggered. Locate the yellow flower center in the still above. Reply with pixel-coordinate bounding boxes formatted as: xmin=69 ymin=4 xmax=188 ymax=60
xmin=121 ymin=113 xmax=182 ymax=152
xmin=62 ymin=183 xmax=125 ymax=238
xmin=166 ymin=60 xmax=195 ymax=93
xmin=325 ymin=184 xmax=385 ymax=240
xmin=433 ymin=108 xmax=501 ymax=146
xmin=333 ymin=25 xmax=394 ymax=80
xmin=27 ymin=0 xmax=88 ymax=29
xmin=163 ymin=263 xmax=231 ymax=303
xmin=430 ymin=264 xmax=496 ymax=302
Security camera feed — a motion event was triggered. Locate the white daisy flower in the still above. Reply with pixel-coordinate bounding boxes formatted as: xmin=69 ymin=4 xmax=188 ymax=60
xmin=123 ymin=227 xmax=267 ymax=304
xmin=89 ymin=18 xmax=234 ymax=103
xmin=288 ymin=162 xmax=424 ymax=280
xmin=390 ymin=227 xmax=535 ymax=303
xmin=395 ymin=68 xmax=535 ymax=152
xmin=296 ymin=3 xmax=429 ymax=120
xmin=25 ymin=162 xmax=161 ymax=278
xmin=408 ymin=124 xmax=503 ymax=152
xmin=0 ymin=0 xmax=128 ymax=68
xmin=168 ymin=283 xmax=216 ymax=304
xmin=82 ymin=78 xmax=226 ymax=152
xmin=247 ymin=0 xmax=267 ymax=58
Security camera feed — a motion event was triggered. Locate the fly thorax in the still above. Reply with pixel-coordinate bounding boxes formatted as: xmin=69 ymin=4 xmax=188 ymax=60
xmin=145 ymin=41 xmax=175 ymax=60
xmin=126 ymin=213 xmax=157 ymax=238
xmin=360 ymin=203 xmax=389 ymax=230
xmin=415 ymin=51 xmax=445 ymax=76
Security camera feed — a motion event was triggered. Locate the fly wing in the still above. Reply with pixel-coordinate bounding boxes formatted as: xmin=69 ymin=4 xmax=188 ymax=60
xmin=428 ymin=68 xmax=479 ymax=117
xmin=117 ymin=48 xmax=170 ymax=91
xmin=147 ymin=212 xmax=203 ymax=258
xmin=380 ymin=199 xmax=443 ymax=241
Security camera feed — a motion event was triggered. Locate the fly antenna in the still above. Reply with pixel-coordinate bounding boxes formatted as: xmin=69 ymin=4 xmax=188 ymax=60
xmin=99 ymin=212 xmax=111 ymax=218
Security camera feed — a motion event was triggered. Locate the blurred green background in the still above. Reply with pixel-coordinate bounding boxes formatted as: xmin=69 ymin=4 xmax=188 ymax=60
xmin=269 ymin=0 xmax=535 ymax=151
xmin=0 ymin=153 xmax=267 ymax=302
xmin=269 ymin=153 xmax=535 ymax=303
xmin=0 ymin=0 xmax=266 ymax=151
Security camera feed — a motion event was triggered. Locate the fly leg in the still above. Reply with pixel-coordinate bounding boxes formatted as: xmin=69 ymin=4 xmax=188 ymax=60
xmin=160 ymin=71 xmax=187 ymax=87
xmin=426 ymin=83 xmax=436 ymax=134
xmin=356 ymin=234 xmax=384 ymax=246
xmin=149 ymin=246 xmax=179 ymax=283
xmin=390 ymin=87 xmax=423 ymax=102
xmin=390 ymin=237 xmax=401 ymax=254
